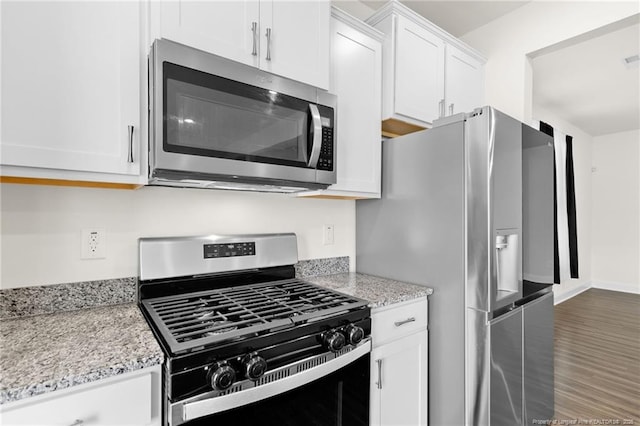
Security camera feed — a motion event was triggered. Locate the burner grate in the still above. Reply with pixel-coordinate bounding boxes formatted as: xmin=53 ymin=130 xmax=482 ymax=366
xmin=141 ymin=279 xmax=367 ymax=354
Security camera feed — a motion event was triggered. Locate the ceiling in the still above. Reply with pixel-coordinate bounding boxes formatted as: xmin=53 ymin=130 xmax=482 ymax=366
xmin=361 ymin=0 xmax=530 ymax=37
xmin=343 ymin=0 xmax=640 ymax=137
xmin=532 ymin=20 xmax=640 ymax=137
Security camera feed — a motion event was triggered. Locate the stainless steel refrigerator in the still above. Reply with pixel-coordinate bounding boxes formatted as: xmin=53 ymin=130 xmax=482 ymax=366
xmin=356 ymin=106 xmax=555 ymax=426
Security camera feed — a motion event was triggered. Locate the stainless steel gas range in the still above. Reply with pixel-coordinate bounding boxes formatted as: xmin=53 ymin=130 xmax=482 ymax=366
xmin=138 ymin=233 xmax=371 ymax=426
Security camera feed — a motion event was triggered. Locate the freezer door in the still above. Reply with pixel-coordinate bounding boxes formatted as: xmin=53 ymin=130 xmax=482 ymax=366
xmin=523 ymin=292 xmax=555 ymax=424
xmin=490 ymin=307 xmax=523 ymax=426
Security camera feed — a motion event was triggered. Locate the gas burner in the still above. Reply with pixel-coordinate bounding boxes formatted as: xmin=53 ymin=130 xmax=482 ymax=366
xmin=204 ymin=321 xmax=238 ymax=336
xmin=295 ymin=303 xmax=319 ymax=314
xmin=196 ymin=311 xmax=214 ymax=320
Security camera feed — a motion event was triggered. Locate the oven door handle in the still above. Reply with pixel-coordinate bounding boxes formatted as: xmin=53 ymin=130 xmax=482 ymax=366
xmin=177 ymin=339 xmax=371 ymax=424
xmin=307 ymin=103 xmax=322 ymax=168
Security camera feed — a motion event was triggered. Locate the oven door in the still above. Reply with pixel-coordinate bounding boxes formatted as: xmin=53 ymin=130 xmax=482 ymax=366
xmin=149 ymin=39 xmax=336 ymax=188
xmin=171 ymin=341 xmax=370 ymax=426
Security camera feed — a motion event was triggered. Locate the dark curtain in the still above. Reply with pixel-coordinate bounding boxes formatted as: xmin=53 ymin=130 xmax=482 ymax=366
xmin=565 ymin=135 xmax=579 ymax=278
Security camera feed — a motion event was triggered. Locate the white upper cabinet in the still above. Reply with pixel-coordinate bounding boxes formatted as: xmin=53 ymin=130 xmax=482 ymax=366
xmin=0 ymin=1 xmax=145 ymax=186
xmin=261 ymin=1 xmax=330 ymax=90
xmin=298 ymin=7 xmax=383 ymax=199
xmin=153 ymin=0 xmax=330 ymax=90
xmin=445 ymin=43 xmax=485 ymax=117
xmin=156 ymin=1 xmax=260 ymax=67
xmin=394 ymin=15 xmax=444 ymax=126
xmin=366 ymin=0 xmax=485 ymax=137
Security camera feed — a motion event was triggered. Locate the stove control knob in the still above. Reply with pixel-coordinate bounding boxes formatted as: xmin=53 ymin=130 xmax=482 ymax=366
xmin=323 ymin=330 xmax=346 ymax=352
xmin=209 ymin=361 xmax=236 ymax=391
xmin=242 ymin=352 xmax=268 ymax=381
xmin=343 ymin=324 xmax=365 ymax=346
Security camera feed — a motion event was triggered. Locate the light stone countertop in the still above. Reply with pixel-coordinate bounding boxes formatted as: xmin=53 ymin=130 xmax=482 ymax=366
xmin=0 ymin=268 xmax=429 ymax=405
xmin=0 ymin=303 xmax=163 ymax=405
xmin=305 ymin=272 xmax=433 ymax=308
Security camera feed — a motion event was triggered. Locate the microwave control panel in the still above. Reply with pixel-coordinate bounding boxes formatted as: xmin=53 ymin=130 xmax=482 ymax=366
xmin=318 ymin=127 xmax=334 ymax=171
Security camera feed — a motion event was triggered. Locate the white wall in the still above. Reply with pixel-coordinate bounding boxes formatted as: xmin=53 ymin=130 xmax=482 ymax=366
xmin=533 ymin=106 xmax=594 ymax=301
xmin=591 ymin=129 xmax=640 ymax=290
xmin=0 ymin=184 xmax=355 ymax=289
xmin=460 ymin=1 xmax=639 ymax=123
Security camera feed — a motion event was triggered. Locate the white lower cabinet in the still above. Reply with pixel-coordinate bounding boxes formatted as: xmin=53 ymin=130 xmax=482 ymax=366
xmin=0 ymin=366 xmax=161 ymax=426
xmin=370 ymin=298 xmax=429 ymax=426
xmin=371 ymin=332 xmax=429 ymax=426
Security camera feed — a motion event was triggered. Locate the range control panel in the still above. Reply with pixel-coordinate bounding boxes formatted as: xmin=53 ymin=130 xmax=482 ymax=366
xmin=204 ymin=242 xmax=256 ymax=259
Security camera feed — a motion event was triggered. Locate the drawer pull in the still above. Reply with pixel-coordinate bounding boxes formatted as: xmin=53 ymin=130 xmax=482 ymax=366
xmin=394 ymin=317 xmax=416 ymax=327
xmin=69 ymin=420 xmax=84 ymax=426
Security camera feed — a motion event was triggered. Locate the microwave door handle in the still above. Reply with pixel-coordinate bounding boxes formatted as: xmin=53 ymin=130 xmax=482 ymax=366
xmin=307 ymin=104 xmax=322 ymax=168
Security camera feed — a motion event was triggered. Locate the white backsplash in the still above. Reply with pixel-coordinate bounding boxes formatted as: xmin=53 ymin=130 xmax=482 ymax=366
xmin=1 ymin=184 xmax=355 ymax=289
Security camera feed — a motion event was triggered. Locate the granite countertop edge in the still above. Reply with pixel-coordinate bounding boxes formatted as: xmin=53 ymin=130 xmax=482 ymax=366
xmin=0 ymin=303 xmax=164 ymax=406
xmin=305 ymin=272 xmax=433 ymax=308
xmin=0 ymin=264 xmax=429 ymax=405
xmin=0 ymin=354 xmax=163 ymax=405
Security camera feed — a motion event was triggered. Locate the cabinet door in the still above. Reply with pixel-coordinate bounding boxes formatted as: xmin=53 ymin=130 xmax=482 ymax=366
xmin=1 ymin=1 xmax=141 ymax=177
xmin=371 ymin=332 xmax=428 ymax=426
xmin=260 ymin=0 xmax=330 ymax=89
xmin=157 ymin=1 xmax=259 ymax=67
xmin=1 ymin=371 xmax=153 ymax=425
xmin=394 ymin=15 xmax=444 ymax=125
xmin=327 ymin=18 xmax=381 ymax=197
xmin=445 ymin=44 xmax=484 ymax=116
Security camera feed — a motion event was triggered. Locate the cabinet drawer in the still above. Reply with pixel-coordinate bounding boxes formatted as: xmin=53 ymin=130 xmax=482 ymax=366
xmin=2 ymin=371 xmax=152 ymax=426
xmin=372 ymin=298 xmax=428 ymax=345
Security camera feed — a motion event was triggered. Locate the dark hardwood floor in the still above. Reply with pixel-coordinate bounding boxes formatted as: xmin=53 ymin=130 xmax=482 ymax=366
xmin=554 ymin=288 xmax=640 ymax=422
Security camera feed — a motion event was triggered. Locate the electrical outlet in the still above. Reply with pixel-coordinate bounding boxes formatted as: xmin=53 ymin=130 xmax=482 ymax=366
xmin=323 ymin=224 xmax=334 ymax=245
xmin=81 ymin=229 xmax=106 ymax=259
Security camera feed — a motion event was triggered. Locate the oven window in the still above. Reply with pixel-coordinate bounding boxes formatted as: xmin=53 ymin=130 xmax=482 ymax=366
xmin=163 ymin=62 xmax=311 ymax=168
xmin=183 ymin=355 xmax=370 ymax=426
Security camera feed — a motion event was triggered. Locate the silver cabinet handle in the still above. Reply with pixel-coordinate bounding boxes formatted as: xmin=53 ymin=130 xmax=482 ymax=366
xmin=376 ymin=359 xmax=383 ymax=389
xmin=127 ymin=125 xmax=134 ymax=163
xmin=251 ymin=22 xmax=258 ymax=56
xmin=69 ymin=420 xmax=84 ymax=426
xmin=449 ymin=103 xmax=454 ymax=115
xmin=307 ymin=104 xmax=322 ymax=168
xmin=394 ymin=317 xmax=416 ymax=327
xmin=438 ymin=99 xmax=445 ymax=118
xmin=265 ymin=27 xmax=272 ymax=61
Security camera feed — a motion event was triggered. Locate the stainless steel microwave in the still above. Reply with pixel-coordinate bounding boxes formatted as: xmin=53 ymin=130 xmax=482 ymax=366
xmin=148 ymin=39 xmax=337 ymax=192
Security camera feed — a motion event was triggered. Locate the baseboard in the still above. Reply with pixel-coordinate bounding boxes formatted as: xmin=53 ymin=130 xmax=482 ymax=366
xmin=554 ymin=282 xmax=592 ymax=305
xmin=592 ymin=280 xmax=640 ymax=295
